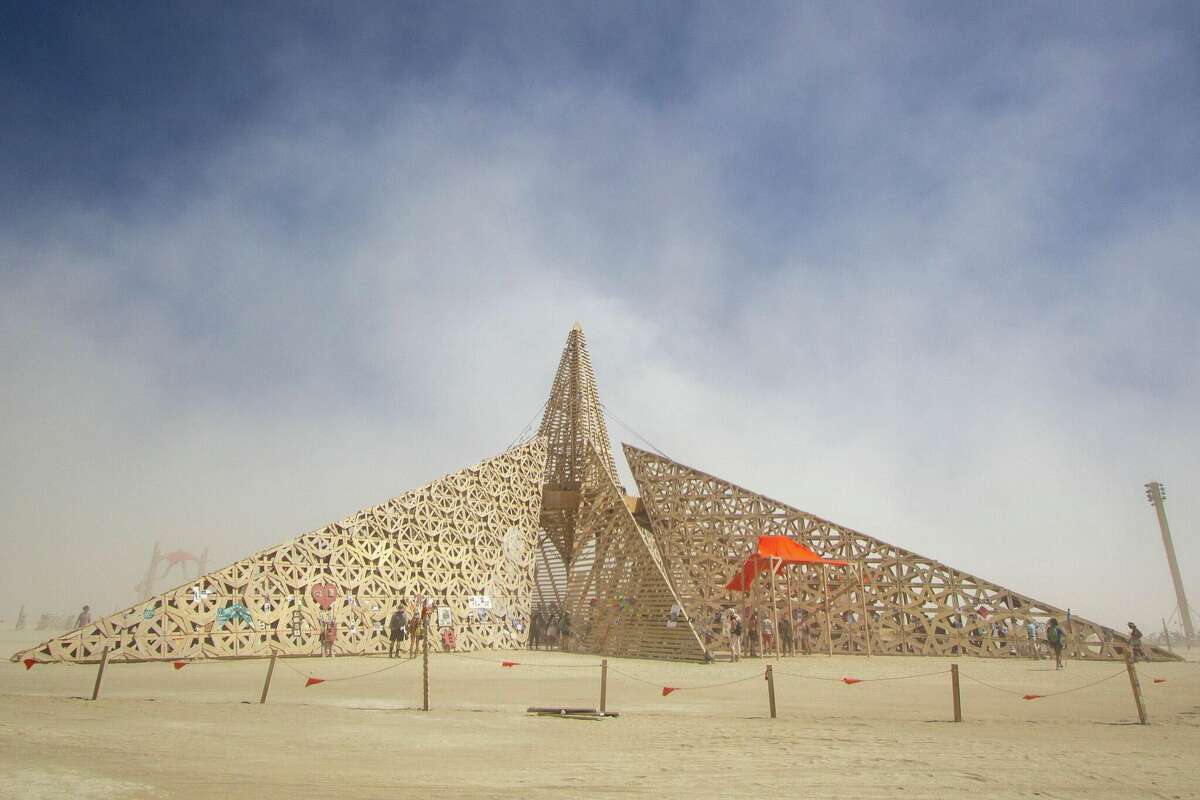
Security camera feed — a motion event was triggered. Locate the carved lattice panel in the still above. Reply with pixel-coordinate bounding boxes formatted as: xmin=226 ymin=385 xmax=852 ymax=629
xmin=625 ymin=445 xmax=1177 ymax=662
xmin=12 ymin=440 xmax=547 ymax=663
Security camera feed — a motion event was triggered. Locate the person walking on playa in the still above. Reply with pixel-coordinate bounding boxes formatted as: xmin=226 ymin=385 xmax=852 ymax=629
xmin=74 ymin=605 xmax=92 ymax=629
xmin=388 ymin=605 xmax=407 ymax=658
xmin=1046 ymin=618 xmax=1066 ymax=670
xmin=1127 ymin=622 xmax=1146 ymax=662
xmin=729 ymin=609 xmax=743 ymax=662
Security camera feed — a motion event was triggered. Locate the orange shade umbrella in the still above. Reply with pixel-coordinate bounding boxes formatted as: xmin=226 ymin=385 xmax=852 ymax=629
xmin=724 ymin=536 xmax=849 ymax=591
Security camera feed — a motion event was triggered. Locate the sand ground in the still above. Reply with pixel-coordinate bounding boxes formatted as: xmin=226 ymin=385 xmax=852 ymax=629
xmin=2 ymin=630 xmax=1198 ymax=799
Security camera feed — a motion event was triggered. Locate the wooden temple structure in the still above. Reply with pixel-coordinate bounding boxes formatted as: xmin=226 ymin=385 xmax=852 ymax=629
xmin=12 ymin=324 xmax=1176 ymax=664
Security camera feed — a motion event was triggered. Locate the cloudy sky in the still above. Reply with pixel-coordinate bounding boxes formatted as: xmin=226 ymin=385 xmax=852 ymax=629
xmin=2 ymin=3 xmax=1197 ymax=632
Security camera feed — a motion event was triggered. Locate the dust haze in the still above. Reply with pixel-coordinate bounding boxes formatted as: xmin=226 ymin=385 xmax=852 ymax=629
xmin=1 ymin=4 xmax=1197 ymax=634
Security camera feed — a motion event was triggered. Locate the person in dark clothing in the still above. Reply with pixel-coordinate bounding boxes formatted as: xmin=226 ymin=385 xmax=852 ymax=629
xmin=1046 ymin=618 xmax=1066 ymax=670
xmin=779 ymin=615 xmax=794 ymax=656
xmin=530 ymin=612 xmax=542 ymax=650
xmin=388 ymin=606 xmax=408 ymax=658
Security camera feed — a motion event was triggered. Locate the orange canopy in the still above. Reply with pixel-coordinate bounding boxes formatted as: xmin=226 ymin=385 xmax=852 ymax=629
xmin=724 ymin=536 xmax=849 ymax=592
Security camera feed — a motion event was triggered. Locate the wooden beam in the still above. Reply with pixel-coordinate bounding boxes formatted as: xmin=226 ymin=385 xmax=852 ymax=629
xmin=542 ymin=490 xmax=582 ymax=511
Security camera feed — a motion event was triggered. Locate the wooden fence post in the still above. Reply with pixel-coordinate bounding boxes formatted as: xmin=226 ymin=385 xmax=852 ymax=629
xmin=90 ymin=647 xmax=111 ymax=701
xmin=766 ymin=665 xmax=777 ymax=719
xmin=259 ymin=651 xmax=279 ymax=705
xmin=1124 ymin=653 xmax=1148 ymax=725
xmin=822 ymin=564 xmax=834 ymax=657
xmin=422 ymin=624 xmax=430 ymax=712
xmin=600 ymin=658 xmax=608 ymax=715
xmin=859 ymin=563 xmax=872 ymax=659
xmin=951 ymin=663 xmax=962 ymax=722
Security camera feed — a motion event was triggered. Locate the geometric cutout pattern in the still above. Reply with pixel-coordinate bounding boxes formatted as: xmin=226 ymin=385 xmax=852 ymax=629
xmin=563 ymin=445 xmax=707 ymax=661
xmin=11 ymin=439 xmax=547 ymax=663
xmin=625 ymin=445 xmax=1178 ymax=662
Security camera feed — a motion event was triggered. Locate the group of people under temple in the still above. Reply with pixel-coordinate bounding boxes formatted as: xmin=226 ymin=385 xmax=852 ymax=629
xmin=383 ymin=596 xmax=444 ymax=657
xmin=527 ymin=606 xmax=572 ymax=651
xmin=318 ymin=595 xmax=442 ymax=658
xmin=58 ymin=602 xmax=1153 ymax=664
xmin=714 ymin=605 xmax=1151 ymax=666
xmin=718 ymin=606 xmax=810 ymax=662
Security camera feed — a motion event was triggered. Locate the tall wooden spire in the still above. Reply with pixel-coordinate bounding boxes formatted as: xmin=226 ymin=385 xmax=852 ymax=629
xmin=538 ymin=323 xmax=618 ymax=488
xmin=536 ymin=323 xmax=619 ymax=561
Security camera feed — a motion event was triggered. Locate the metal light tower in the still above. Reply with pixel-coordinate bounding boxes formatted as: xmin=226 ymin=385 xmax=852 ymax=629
xmin=1145 ymin=482 xmax=1194 ymax=640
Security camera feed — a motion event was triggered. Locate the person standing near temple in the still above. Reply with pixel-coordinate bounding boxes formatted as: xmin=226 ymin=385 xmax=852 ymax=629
xmin=559 ymin=611 xmax=571 ymax=651
xmin=728 ymin=609 xmax=743 ymax=662
xmin=530 ymin=611 xmax=542 ymax=650
xmin=1025 ymin=619 xmax=1040 ymax=659
xmin=388 ymin=605 xmax=407 ymax=658
xmin=720 ymin=607 xmax=732 ymax=657
xmin=796 ymin=608 xmax=811 ymax=655
xmin=320 ymin=615 xmax=338 ymax=657
xmin=408 ymin=598 xmax=423 ymax=657
xmin=778 ymin=614 xmax=794 ymax=656
xmin=1127 ymin=622 xmax=1146 ymax=662
xmin=74 ymin=605 xmax=91 ymax=629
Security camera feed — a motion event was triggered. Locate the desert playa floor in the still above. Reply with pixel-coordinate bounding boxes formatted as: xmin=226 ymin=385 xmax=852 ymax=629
xmin=2 ymin=631 xmax=1198 ymax=800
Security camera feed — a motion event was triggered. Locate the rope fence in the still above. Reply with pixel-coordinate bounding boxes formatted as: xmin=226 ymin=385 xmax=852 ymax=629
xmin=959 ymin=668 xmax=1127 ymax=701
xmin=605 ymin=666 xmax=766 ymax=696
xmin=444 ymin=652 xmax=601 ymax=669
xmin=18 ymin=644 xmax=1197 ymax=725
xmin=275 ymin=652 xmax=417 ymax=687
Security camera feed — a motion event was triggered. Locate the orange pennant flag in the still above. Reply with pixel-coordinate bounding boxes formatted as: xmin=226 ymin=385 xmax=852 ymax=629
xmin=173 ymin=661 xmax=188 ymax=670
xmin=23 ymin=658 xmax=40 ymax=670
xmin=662 ymin=686 xmax=678 ymax=696
xmin=842 ymin=677 xmax=862 ymax=685
xmin=1022 ymin=694 xmax=1043 ymax=700
xmin=501 ymin=661 xmax=518 ymax=667
xmin=304 ymin=677 xmax=324 ymax=688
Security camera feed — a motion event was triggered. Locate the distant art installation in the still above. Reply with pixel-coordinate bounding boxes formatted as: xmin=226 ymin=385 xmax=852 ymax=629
xmin=13 ymin=325 xmax=1175 ymax=663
